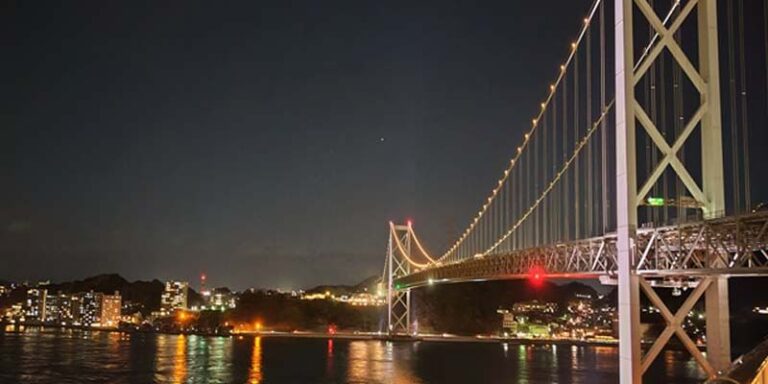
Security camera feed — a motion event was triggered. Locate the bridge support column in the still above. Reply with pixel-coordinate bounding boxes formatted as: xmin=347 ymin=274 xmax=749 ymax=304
xmin=706 ymin=276 xmax=731 ymax=373
xmin=615 ymin=0 xmax=642 ymax=382
xmin=386 ymin=222 xmax=412 ymax=335
xmin=698 ymin=0 xmax=725 ymax=218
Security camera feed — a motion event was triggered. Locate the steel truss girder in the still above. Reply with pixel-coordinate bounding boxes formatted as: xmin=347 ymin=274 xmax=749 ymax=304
xmin=394 ymin=212 xmax=768 ymax=289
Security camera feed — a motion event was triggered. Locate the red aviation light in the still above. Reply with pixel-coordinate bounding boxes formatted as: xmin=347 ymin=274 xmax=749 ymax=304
xmin=529 ymin=266 xmax=545 ymax=287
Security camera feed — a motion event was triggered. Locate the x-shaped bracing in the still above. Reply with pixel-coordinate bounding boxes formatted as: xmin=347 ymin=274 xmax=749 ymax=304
xmin=639 ymin=277 xmax=716 ymax=378
xmin=632 ymin=0 xmax=712 ymax=212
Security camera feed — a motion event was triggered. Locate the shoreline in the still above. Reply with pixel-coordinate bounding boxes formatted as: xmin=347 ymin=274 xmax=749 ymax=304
xmin=3 ymin=322 xmax=618 ymax=347
xmin=238 ymin=331 xmax=619 ymax=347
xmin=4 ymin=324 xmax=709 ymax=351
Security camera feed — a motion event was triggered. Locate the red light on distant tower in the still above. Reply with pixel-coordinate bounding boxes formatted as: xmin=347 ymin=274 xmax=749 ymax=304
xmin=528 ymin=266 xmax=545 ymax=287
xmin=406 ymin=219 xmax=413 ymax=226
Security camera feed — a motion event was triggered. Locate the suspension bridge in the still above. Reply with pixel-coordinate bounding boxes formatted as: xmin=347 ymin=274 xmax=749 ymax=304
xmin=380 ymin=0 xmax=768 ymax=382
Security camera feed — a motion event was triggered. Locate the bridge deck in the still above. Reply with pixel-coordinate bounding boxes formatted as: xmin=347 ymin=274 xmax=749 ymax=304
xmin=395 ymin=212 xmax=768 ymax=289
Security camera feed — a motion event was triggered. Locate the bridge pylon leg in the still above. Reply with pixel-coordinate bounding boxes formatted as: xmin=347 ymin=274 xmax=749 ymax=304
xmin=615 ymin=0 xmax=642 ymax=381
xmin=386 ymin=222 xmax=412 ymax=336
xmin=705 ymin=276 xmax=731 ymax=373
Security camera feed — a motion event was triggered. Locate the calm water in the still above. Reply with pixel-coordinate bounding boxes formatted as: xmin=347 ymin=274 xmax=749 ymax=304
xmin=0 ymin=328 xmax=705 ymax=383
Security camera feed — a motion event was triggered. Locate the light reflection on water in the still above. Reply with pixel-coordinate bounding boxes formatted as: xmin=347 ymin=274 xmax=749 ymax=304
xmin=0 ymin=328 xmax=707 ymax=384
xmin=249 ymin=337 xmax=262 ymax=384
xmin=172 ymin=335 xmax=186 ymax=384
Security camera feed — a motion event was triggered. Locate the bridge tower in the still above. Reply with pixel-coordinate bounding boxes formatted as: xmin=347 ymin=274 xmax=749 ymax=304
xmin=385 ymin=222 xmax=412 ymax=335
xmin=614 ymin=0 xmax=728 ymax=382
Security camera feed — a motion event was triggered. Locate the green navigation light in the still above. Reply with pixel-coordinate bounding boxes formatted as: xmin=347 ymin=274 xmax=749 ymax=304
xmin=647 ymin=197 xmax=665 ymax=206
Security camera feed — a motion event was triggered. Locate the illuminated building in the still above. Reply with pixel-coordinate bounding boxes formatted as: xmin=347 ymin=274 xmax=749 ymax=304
xmin=301 ymin=292 xmax=329 ymax=301
xmin=121 ymin=311 xmax=143 ymax=325
xmin=42 ymin=292 xmax=77 ymax=324
xmin=343 ymin=292 xmax=385 ymax=306
xmin=497 ymin=309 xmax=518 ymax=335
xmin=300 ymin=291 xmax=385 ymax=306
xmin=497 ymin=309 xmax=551 ymax=338
xmin=2 ymin=304 xmax=24 ymax=323
xmin=69 ymin=295 xmax=82 ymax=324
xmin=99 ymin=291 xmax=122 ymax=328
xmin=192 ymin=274 xmax=237 ymax=312
xmin=207 ymin=288 xmax=236 ymax=310
xmin=17 ymin=289 xmax=122 ymax=328
xmin=78 ymin=291 xmax=103 ymax=326
xmin=511 ymin=300 xmax=558 ymax=315
xmin=24 ymin=289 xmax=47 ymax=322
xmin=161 ymin=281 xmax=189 ymax=316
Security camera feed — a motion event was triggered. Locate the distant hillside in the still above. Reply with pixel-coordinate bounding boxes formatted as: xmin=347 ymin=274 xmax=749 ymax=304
xmin=305 ymin=275 xmax=381 ymax=296
xmin=46 ymin=274 xmax=164 ymax=315
xmin=413 ymin=280 xmax=599 ymax=334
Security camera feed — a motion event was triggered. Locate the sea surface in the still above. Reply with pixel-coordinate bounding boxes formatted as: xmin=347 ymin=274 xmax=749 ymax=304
xmin=0 ymin=327 xmax=706 ymax=383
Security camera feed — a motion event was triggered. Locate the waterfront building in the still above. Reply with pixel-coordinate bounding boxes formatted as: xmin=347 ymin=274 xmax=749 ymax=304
xmin=160 ymin=281 xmax=189 ymax=316
xmin=301 ymin=292 xmax=330 ymax=300
xmin=78 ymin=291 xmax=103 ymax=326
xmin=2 ymin=304 xmax=24 ymax=323
xmin=511 ymin=300 xmax=558 ymax=315
xmin=346 ymin=292 xmax=385 ymax=306
xmin=497 ymin=309 xmax=518 ymax=335
xmin=24 ymin=288 xmax=47 ymax=322
xmin=207 ymin=287 xmax=236 ymax=311
xmin=99 ymin=291 xmax=122 ymax=328
xmin=40 ymin=291 xmax=63 ymax=323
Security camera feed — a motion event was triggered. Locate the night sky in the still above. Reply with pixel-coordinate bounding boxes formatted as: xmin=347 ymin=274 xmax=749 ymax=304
xmin=2 ymin=1 xmax=608 ymax=289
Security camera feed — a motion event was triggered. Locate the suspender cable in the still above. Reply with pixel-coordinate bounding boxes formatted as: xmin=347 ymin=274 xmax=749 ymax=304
xmin=652 ymin=23 xmax=659 ymax=225
xmin=563 ymin=72 xmax=569 ymax=241
xmin=516 ymin=153 xmax=521 ymax=250
xmin=659 ymin=35 xmax=668 ymax=225
xmin=553 ymin=90 xmax=560 ymax=242
xmin=483 ymin=99 xmax=615 ymax=255
xmin=538 ymin=110 xmax=543 ymax=246
xmin=674 ymin=20 xmax=684 ymax=223
xmin=574 ymin=51 xmax=580 ymax=240
xmin=650 ymin=0 xmax=660 ymax=225
xmin=644 ymin=7 xmax=654 ymax=226
xmin=765 ymin=0 xmax=768 ymax=114
xmin=600 ymin=0 xmax=608 ymax=234
xmin=543 ymin=94 xmax=549 ymax=244
xmin=727 ymin=0 xmax=741 ymax=214
xmin=536 ymin=114 xmax=541 ymax=246
xmin=586 ymin=25 xmax=593 ymax=237
xmin=526 ymin=136 xmax=531 ymax=248
xmin=738 ymin=0 xmax=751 ymax=212
xmin=505 ymin=171 xmax=510 ymax=251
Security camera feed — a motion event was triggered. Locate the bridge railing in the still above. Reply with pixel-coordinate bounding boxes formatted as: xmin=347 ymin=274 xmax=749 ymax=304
xmin=706 ymin=338 xmax=768 ymax=384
